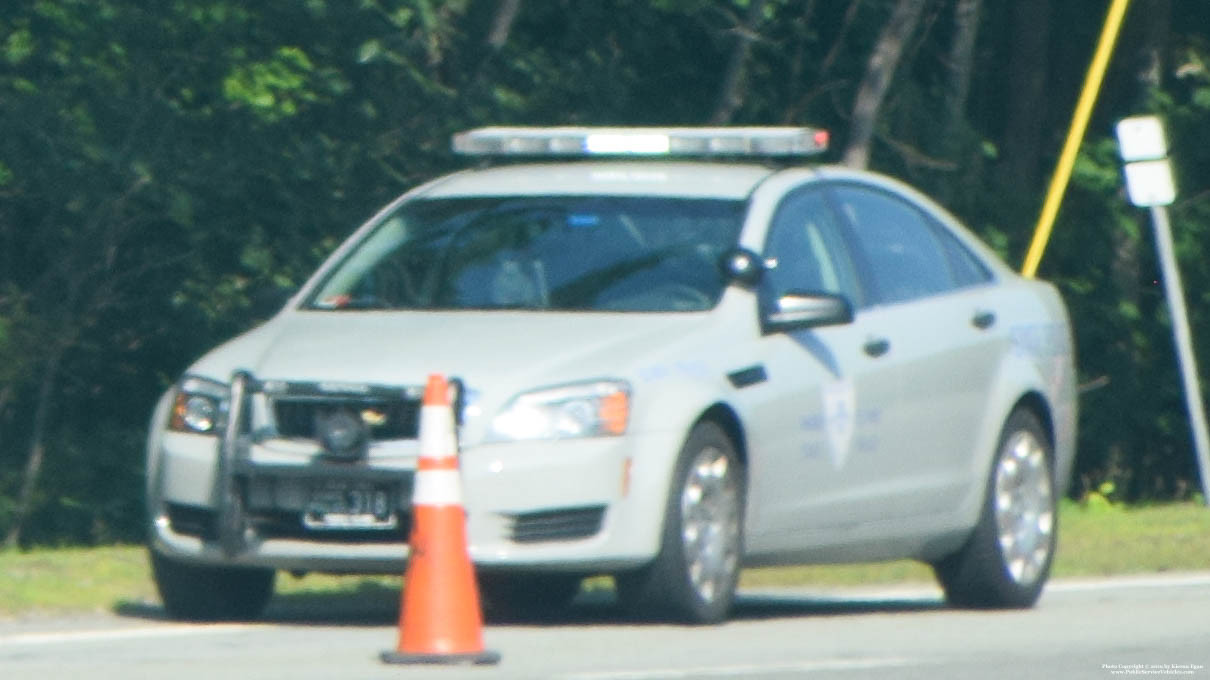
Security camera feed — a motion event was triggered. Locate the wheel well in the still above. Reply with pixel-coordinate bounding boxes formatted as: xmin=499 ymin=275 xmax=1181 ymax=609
xmin=696 ymin=403 xmax=748 ymax=469
xmin=1013 ymin=391 xmax=1055 ymax=455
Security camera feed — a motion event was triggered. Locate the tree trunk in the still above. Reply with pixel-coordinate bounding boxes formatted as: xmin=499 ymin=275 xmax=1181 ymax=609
xmin=842 ymin=0 xmax=928 ymax=169
xmin=487 ymin=0 xmax=522 ymax=49
xmin=5 ymin=349 xmax=61 ymax=548
xmin=942 ymin=0 xmax=982 ymax=144
xmin=998 ymin=0 xmax=1051 ymax=193
xmin=709 ymin=0 xmax=769 ymax=124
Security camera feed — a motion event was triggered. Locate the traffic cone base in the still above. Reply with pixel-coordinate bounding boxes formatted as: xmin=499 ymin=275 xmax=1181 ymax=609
xmin=380 ymin=649 xmax=502 ymax=666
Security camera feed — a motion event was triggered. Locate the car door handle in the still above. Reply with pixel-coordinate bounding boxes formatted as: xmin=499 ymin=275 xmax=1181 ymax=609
xmin=972 ymin=310 xmax=996 ymax=330
xmin=863 ymin=337 xmax=891 ymax=358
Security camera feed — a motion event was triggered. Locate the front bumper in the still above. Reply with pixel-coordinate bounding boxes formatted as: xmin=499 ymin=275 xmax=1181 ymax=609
xmin=148 ymin=427 xmax=683 ymax=575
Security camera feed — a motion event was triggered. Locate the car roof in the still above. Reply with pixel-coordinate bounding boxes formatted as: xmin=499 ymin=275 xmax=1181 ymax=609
xmin=415 ymin=161 xmax=780 ymax=200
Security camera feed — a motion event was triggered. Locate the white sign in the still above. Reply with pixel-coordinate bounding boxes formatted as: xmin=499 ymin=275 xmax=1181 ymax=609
xmin=1123 ymin=159 xmax=1176 ymax=207
xmin=1116 ymin=116 xmax=1168 ymax=162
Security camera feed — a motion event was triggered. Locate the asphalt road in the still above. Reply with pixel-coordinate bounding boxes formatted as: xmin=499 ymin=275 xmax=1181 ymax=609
xmin=2 ymin=573 xmax=1209 ymax=680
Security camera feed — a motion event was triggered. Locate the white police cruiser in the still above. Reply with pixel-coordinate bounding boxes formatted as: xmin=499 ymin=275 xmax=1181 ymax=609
xmin=146 ymin=126 xmax=1077 ymax=623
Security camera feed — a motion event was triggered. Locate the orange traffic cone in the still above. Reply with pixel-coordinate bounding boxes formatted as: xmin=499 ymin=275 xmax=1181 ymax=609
xmin=381 ymin=374 xmax=500 ymax=665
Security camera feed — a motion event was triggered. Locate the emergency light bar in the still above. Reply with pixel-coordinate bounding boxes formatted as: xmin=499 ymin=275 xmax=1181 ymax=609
xmin=452 ymin=126 xmax=829 ymax=158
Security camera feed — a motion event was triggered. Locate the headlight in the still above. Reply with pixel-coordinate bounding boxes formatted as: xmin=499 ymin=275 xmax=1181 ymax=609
xmin=490 ymin=380 xmax=630 ymax=441
xmin=168 ymin=376 xmax=229 ymax=435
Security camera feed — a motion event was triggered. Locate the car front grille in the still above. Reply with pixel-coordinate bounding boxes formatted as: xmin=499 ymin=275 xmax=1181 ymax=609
xmin=506 ymin=506 xmax=606 ymax=544
xmin=271 ymin=393 xmax=422 ymax=441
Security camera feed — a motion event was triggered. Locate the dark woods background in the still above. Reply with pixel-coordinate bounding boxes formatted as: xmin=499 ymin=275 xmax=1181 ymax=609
xmin=2 ymin=0 xmax=1209 ymax=547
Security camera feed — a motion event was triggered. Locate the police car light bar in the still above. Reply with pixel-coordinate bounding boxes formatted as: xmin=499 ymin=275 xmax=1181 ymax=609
xmin=452 ymin=126 xmax=829 ymax=157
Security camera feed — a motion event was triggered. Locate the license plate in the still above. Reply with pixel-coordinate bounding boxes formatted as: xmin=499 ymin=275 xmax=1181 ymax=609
xmin=303 ymin=481 xmax=397 ymax=530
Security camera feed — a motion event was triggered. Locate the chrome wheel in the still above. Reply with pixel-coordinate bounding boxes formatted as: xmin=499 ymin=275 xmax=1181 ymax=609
xmin=994 ymin=429 xmax=1055 ymax=586
xmin=679 ymin=445 xmax=742 ymax=605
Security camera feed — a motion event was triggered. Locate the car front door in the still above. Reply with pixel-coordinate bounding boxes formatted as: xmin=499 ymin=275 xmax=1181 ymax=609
xmin=742 ymin=186 xmax=902 ymax=552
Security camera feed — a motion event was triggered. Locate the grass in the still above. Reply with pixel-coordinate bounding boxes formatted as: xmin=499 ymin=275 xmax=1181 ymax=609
xmin=0 ymin=544 xmax=158 ymax=616
xmin=742 ymin=500 xmax=1210 ymax=588
xmin=2 ymin=501 xmax=1209 ymax=618
xmin=1050 ymin=499 xmax=1210 ymax=577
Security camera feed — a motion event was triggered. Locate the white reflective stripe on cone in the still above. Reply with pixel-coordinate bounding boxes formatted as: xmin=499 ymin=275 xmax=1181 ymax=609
xmin=419 ymin=405 xmax=456 ymax=457
xmin=412 ymin=469 xmax=464 ymax=506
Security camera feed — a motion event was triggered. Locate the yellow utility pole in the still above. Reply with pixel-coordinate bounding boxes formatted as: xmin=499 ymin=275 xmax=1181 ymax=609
xmin=1021 ymin=0 xmax=1132 ymax=278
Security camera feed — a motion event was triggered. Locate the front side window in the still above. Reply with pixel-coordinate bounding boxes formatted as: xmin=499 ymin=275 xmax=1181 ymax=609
xmin=760 ymin=187 xmax=862 ymax=307
xmin=305 ymin=196 xmax=746 ymax=313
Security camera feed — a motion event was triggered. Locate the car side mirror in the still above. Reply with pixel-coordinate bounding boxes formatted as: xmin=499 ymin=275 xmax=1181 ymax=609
xmin=762 ymin=291 xmax=853 ymax=334
xmin=721 ymin=248 xmax=765 ymax=287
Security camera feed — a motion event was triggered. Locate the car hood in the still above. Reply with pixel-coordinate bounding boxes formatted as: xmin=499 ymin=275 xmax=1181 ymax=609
xmin=190 ymin=309 xmax=716 ymax=395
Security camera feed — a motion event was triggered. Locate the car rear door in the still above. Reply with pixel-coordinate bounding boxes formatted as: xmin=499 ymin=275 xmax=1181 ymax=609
xmin=827 ymin=181 xmax=1007 ymax=520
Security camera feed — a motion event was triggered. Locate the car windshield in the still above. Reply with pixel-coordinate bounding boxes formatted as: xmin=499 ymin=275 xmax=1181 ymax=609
xmin=304 ymin=196 xmax=746 ymax=312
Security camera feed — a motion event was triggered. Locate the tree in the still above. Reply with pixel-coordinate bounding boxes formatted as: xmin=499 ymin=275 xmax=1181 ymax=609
xmin=1 ymin=1 xmax=168 ymax=545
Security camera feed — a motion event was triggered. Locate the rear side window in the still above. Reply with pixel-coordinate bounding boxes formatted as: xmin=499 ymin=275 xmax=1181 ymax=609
xmin=934 ymin=224 xmax=992 ymax=288
xmin=830 ymin=184 xmax=989 ymax=305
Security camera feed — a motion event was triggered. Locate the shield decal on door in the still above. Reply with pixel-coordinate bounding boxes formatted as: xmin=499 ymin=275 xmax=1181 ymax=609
xmin=823 ymin=379 xmax=856 ymax=469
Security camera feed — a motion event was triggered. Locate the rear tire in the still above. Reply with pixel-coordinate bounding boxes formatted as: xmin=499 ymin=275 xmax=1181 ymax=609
xmin=933 ymin=408 xmax=1056 ymax=608
xmin=617 ymin=421 xmax=744 ymax=624
xmin=150 ymin=550 xmax=276 ymax=621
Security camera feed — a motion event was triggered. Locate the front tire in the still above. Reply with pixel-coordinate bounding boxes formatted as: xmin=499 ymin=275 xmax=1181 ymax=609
xmin=150 ymin=550 xmax=276 ymax=621
xmin=934 ymin=408 xmax=1056 ymax=608
xmin=617 ymin=421 xmax=744 ymax=624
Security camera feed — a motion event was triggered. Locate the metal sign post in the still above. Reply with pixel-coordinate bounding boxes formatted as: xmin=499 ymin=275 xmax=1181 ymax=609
xmin=1116 ymin=116 xmax=1210 ymax=504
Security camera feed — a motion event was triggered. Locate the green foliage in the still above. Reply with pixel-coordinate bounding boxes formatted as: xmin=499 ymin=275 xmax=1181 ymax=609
xmin=222 ymin=47 xmax=320 ymax=121
xmin=2 ymin=28 xmax=34 ymax=65
xmin=1075 ymin=481 xmax=1126 ymax=513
